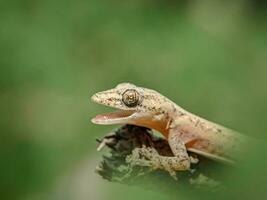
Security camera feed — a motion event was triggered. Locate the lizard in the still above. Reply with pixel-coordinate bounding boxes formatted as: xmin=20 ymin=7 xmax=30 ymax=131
xmin=91 ymin=83 xmax=250 ymax=175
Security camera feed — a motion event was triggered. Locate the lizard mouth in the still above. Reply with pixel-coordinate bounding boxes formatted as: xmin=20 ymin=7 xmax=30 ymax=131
xmin=91 ymin=110 xmax=137 ymax=125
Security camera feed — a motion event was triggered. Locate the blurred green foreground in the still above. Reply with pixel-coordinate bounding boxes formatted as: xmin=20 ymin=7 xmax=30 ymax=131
xmin=1 ymin=0 xmax=267 ymax=200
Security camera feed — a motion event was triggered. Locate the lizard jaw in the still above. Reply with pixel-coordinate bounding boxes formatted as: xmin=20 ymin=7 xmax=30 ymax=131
xmin=91 ymin=110 xmax=138 ymax=125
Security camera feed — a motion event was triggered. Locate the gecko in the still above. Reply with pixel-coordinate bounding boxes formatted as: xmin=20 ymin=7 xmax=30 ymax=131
xmin=91 ymin=83 xmax=250 ymax=175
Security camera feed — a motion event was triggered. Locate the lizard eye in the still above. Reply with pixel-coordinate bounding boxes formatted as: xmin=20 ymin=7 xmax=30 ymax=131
xmin=122 ymin=89 xmax=139 ymax=107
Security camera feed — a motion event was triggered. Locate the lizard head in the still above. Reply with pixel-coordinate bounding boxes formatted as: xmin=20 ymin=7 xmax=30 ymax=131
xmin=91 ymin=83 xmax=175 ymax=135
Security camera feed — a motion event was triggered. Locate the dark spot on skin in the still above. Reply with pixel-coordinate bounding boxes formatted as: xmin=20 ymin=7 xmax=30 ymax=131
xmin=159 ymin=157 xmax=164 ymax=168
xmin=158 ymin=108 xmax=165 ymax=114
xmin=168 ymin=158 xmax=173 ymax=169
xmin=107 ymin=97 xmax=118 ymax=102
xmin=179 ymin=112 xmax=185 ymax=116
xmin=195 ymin=119 xmax=200 ymax=127
xmin=189 ymin=117 xmax=194 ymax=123
xmin=217 ymin=128 xmax=222 ymax=133
xmin=171 ymin=104 xmax=177 ymax=112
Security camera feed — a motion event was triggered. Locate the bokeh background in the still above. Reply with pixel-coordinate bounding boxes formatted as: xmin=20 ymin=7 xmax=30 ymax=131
xmin=1 ymin=0 xmax=267 ymax=200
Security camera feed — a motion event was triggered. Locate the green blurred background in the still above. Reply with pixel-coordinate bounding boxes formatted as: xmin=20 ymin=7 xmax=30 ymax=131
xmin=1 ymin=0 xmax=267 ymax=199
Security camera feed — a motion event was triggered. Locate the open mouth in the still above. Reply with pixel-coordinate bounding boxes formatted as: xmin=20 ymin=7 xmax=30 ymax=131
xmin=91 ymin=110 xmax=136 ymax=125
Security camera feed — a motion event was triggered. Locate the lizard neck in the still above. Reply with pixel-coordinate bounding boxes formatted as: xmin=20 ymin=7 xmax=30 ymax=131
xmin=131 ymin=118 xmax=170 ymax=137
xmin=131 ymin=100 xmax=184 ymax=138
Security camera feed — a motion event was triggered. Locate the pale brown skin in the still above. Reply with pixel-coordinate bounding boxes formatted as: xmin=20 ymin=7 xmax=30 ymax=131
xmin=91 ymin=83 xmax=249 ymax=175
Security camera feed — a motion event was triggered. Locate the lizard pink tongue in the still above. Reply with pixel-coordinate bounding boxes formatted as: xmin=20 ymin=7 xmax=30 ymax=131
xmin=93 ymin=112 xmax=125 ymax=120
xmin=91 ymin=111 xmax=134 ymax=124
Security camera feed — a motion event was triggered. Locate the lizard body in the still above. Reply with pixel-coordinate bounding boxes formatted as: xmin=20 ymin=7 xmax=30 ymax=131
xmin=91 ymin=83 xmax=249 ymax=173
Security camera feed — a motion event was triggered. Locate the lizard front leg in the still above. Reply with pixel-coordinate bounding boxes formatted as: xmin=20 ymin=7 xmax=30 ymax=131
xmin=167 ymin=129 xmax=191 ymax=170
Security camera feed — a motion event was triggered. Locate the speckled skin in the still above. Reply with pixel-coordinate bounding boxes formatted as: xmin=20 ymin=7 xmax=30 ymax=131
xmin=91 ymin=83 xmax=249 ymax=174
